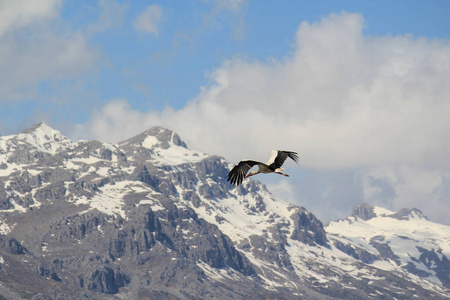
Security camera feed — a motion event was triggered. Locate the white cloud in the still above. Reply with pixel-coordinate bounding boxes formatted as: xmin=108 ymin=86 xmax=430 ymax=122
xmin=0 ymin=0 xmax=61 ymax=37
xmin=0 ymin=0 xmax=96 ymax=102
xmin=79 ymin=12 xmax=450 ymax=225
xmin=133 ymin=5 xmax=162 ymax=36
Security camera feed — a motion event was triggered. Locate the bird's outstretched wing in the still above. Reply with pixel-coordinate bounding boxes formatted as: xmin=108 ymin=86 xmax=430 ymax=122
xmin=227 ymin=160 xmax=259 ymax=186
xmin=267 ymin=150 xmax=299 ymax=170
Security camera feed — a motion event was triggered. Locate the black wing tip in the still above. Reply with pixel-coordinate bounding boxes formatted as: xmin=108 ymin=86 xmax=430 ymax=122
xmin=278 ymin=150 xmax=300 ymax=164
xmin=227 ymin=167 xmax=243 ymax=186
xmin=228 ymin=177 xmax=242 ymax=186
xmin=227 ymin=160 xmax=257 ymax=186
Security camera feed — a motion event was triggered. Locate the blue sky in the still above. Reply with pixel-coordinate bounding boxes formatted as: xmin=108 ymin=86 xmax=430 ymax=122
xmin=1 ymin=0 xmax=450 ymax=224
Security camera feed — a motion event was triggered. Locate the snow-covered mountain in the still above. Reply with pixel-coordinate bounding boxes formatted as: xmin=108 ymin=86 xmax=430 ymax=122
xmin=0 ymin=123 xmax=448 ymax=299
xmin=327 ymin=204 xmax=450 ymax=289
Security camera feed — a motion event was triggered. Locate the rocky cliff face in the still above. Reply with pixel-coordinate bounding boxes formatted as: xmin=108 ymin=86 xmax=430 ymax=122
xmin=0 ymin=123 xmax=449 ymax=299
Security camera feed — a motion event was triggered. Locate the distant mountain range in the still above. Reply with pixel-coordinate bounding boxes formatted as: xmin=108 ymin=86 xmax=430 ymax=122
xmin=0 ymin=123 xmax=448 ymax=299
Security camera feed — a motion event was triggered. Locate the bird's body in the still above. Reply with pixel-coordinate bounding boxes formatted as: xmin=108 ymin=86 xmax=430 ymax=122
xmin=227 ymin=150 xmax=299 ymax=186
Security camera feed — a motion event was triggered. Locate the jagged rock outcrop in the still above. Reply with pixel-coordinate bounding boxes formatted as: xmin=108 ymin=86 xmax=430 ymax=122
xmin=389 ymin=207 xmax=427 ymax=220
xmin=85 ymin=266 xmax=130 ymax=294
xmin=290 ymin=208 xmax=328 ymax=246
xmin=351 ymin=203 xmax=376 ymax=220
xmin=332 ymin=239 xmax=378 ymax=264
xmin=416 ymin=246 xmax=450 ymax=286
xmin=7 ymin=238 xmax=28 ymax=255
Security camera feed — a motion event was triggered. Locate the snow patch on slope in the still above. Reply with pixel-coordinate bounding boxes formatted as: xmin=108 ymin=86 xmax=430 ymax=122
xmin=151 ymin=141 xmax=209 ymax=166
xmin=74 ymin=181 xmax=165 ymax=217
xmin=0 ymin=162 xmax=21 ymax=177
xmin=142 ymin=136 xmax=159 ymax=148
xmin=372 ymin=206 xmax=395 ymax=217
xmin=0 ymin=219 xmax=13 ymax=235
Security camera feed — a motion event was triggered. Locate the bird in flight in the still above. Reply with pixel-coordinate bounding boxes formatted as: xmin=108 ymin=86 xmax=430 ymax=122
xmin=227 ymin=150 xmax=299 ymax=186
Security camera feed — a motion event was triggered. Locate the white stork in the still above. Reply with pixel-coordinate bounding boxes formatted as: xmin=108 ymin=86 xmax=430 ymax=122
xmin=227 ymin=150 xmax=299 ymax=186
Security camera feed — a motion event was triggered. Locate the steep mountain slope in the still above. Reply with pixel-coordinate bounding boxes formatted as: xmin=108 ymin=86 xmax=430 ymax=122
xmin=0 ymin=123 xmax=448 ymax=299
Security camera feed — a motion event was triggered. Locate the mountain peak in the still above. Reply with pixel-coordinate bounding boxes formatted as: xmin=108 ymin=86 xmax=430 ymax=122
xmin=21 ymin=122 xmax=66 ymax=140
xmin=142 ymin=126 xmax=187 ymax=149
xmin=117 ymin=126 xmax=208 ymax=166
xmin=17 ymin=122 xmax=71 ymax=154
xmin=389 ymin=207 xmax=428 ymax=221
xmin=119 ymin=126 xmax=187 ymax=150
xmin=22 ymin=122 xmax=53 ymax=133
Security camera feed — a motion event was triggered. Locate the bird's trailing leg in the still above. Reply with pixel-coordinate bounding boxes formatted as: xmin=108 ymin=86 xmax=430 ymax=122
xmin=276 ymin=172 xmax=289 ymax=177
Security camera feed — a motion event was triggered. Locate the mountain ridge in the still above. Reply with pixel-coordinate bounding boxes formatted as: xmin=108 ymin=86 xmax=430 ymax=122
xmin=0 ymin=123 xmax=448 ymax=299
xmin=327 ymin=204 xmax=450 ymax=288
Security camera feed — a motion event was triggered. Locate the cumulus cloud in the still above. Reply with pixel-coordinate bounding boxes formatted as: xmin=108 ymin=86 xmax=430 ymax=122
xmin=80 ymin=12 xmax=450 ymax=225
xmin=0 ymin=0 xmax=96 ymax=102
xmin=133 ymin=5 xmax=162 ymax=36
